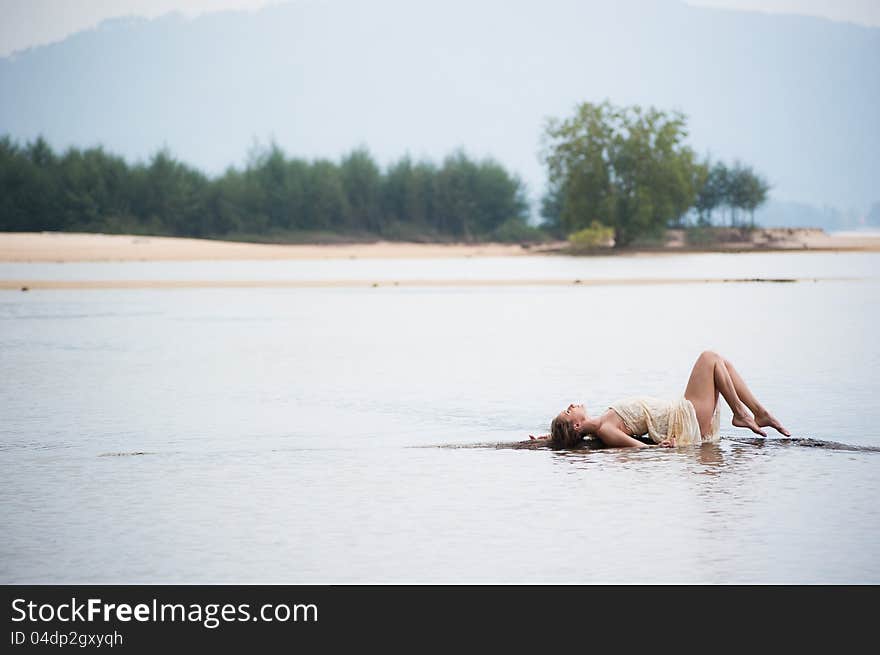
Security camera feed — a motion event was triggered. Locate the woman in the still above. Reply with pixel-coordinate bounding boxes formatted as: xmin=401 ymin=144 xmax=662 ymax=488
xmin=536 ymin=350 xmax=790 ymax=449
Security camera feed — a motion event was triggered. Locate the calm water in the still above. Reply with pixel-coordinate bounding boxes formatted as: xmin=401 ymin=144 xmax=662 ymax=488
xmin=1 ymin=250 xmax=877 ymax=281
xmin=1 ymin=252 xmax=879 ymax=583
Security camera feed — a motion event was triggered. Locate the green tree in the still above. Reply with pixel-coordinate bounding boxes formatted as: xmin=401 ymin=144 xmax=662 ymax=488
xmin=55 ymin=146 xmax=133 ymax=231
xmin=0 ymin=136 xmax=43 ymax=231
xmin=728 ymin=162 xmax=769 ymax=226
xmin=206 ymin=166 xmax=249 ymax=235
xmin=695 ymin=161 xmax=729 ymax=226
xmin=539 ymin=178 xmax=565 ymax=236
xmin=471 ymin=159 xmax=529 ymax=234
xmin=432 ymin=152 xmax=479 ymax=238
xmin=382 ymin=156 xmax=436 ymax=235
xmin=13 ymin=137 xmax=62 ymax=231
xmin=340 ymin=148 xmax=382 ymax=232
xmin=304 ymin=159 xmax=350 ymax=231
xmin=431 ymin=151 xmax=528 ymax=239
xmin=134 ymin=149 xmax=208 ymax=236
xmin=253 ymin=143 xmax=292 ymax=230
xmin=541 ymin=101 xmax=700 ymax=247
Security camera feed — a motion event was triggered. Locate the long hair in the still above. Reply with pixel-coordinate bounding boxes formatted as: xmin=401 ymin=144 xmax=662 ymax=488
xmin=549 ymin=415 xmax=583 ymax=448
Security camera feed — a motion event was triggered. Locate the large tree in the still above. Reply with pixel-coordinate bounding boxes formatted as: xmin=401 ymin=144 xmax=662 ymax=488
xmin=541 ymin=101 xmax=700 ymax=247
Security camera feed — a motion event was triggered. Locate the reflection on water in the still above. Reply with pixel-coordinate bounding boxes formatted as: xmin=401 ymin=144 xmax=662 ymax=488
xmin=724 ymin=437 xmax=880 ymax=452
xmin=696 ymin=443 xmax=725 ymax=468
xmin=1 ymin=255 xmax=878 ymax=584
xmin=487 ymin=435 xmax=880 ymax=455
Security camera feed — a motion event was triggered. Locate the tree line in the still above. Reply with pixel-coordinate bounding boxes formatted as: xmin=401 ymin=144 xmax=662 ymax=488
xmin=2 ymin=102 xmax=769 ymax=248
xmin=0 ymin=136 xmax=532 ymax=242
xmin=540 ymin=100 xmax=769 ymax=246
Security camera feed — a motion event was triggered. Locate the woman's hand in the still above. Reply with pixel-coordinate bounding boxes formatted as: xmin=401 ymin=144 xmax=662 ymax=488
xmin=659 ymin=437 xmax=676 ymax=448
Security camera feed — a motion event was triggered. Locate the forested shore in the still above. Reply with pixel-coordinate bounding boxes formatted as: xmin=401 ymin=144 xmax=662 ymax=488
xmin=0 ymin=136 xmax=538 ymax=243
xmin=1 ymin=102 xmax=775 ymax=248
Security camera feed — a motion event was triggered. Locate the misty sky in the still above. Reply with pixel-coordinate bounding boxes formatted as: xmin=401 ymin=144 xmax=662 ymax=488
xmin=1 ymin=0 xmax=878 ymax=57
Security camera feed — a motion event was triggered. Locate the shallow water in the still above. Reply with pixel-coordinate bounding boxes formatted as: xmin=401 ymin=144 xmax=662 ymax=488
xmin=1 ymin=252 xmax=879 ymax=583
xmin=1 ymin=250 xmax=877 ymax=282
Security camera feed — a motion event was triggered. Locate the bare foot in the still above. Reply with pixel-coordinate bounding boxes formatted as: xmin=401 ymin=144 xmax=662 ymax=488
xmin=754 ymin=411 xmax=791 ymax=436
xmin=732 ymin=413 xmax=767 ymax=437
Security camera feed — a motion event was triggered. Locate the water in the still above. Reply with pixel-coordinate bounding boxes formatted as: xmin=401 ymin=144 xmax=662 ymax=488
xmin=1 ymin=252 xmax=879 ymax=583
xmin=1 ymin=250 xmax=876 ymax=282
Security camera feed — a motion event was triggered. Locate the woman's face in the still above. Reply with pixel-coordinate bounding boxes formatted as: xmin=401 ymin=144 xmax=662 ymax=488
xmin=558 ymin=403 xmax=587 ymax=427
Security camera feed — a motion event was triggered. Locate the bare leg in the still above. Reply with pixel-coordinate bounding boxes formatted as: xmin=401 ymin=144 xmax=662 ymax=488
xmin=722 ymin=357 xmax=790 ymax=436
xmin=684 ymin=351 xmax=766 ymax=437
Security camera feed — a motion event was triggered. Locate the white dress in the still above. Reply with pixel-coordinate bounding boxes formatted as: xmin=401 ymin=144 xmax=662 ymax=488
xmin=608 ymin=396 xmax=720 ymax=446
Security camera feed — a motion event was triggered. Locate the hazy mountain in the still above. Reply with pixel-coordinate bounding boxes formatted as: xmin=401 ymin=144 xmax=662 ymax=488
xmin=2 ymin=0 xmax=878 ymax=227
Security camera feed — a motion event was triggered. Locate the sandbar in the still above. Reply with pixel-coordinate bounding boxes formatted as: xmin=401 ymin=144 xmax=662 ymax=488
xmin=0 ymin=229 xmax=878 ymax=264
xmin=0 ymin=232 xmax=546 ymax=263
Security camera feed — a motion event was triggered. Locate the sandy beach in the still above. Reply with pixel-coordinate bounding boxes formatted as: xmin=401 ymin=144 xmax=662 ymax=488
xmin=0 ymin=230 xmax=876 ymax=290
xmin=1 ymin=229 xmax=879 ymax=264
xmin=0 ymin=232 xmax=546 ymax=263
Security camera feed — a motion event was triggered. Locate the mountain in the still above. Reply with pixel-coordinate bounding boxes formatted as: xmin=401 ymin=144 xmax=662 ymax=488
xmin=2 ymin=0 xmax=878 ymax=227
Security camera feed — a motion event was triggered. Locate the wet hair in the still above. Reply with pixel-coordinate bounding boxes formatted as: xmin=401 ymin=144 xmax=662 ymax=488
xmin=549 ymin=415 xmax=583 ymax=449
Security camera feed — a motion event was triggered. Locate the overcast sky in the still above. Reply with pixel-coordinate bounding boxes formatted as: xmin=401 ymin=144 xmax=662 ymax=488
xmin=686 ymin=0 xmax=880 ymax=25
xmin=1 ymin=0 xmax=878 ymax=57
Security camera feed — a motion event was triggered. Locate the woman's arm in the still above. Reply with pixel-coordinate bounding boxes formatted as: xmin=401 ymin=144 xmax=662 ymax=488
xmin=595 ymin=423 xmax=651 ymax=448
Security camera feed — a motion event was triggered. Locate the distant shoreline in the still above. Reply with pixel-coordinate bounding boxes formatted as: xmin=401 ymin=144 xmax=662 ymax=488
xmin=0 ymin=228 xmax=879 ymax=263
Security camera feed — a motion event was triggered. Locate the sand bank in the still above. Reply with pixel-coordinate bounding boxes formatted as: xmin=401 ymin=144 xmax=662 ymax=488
xmin=0 ymin=229 xmax=878 ymax=264
xmin=0 ymin=232 xmax=546 ymax=263
xmin=661 ymin=227 xmax=880 ymax=253
xmin=3 ymin=229 xmax=880 ymax=263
